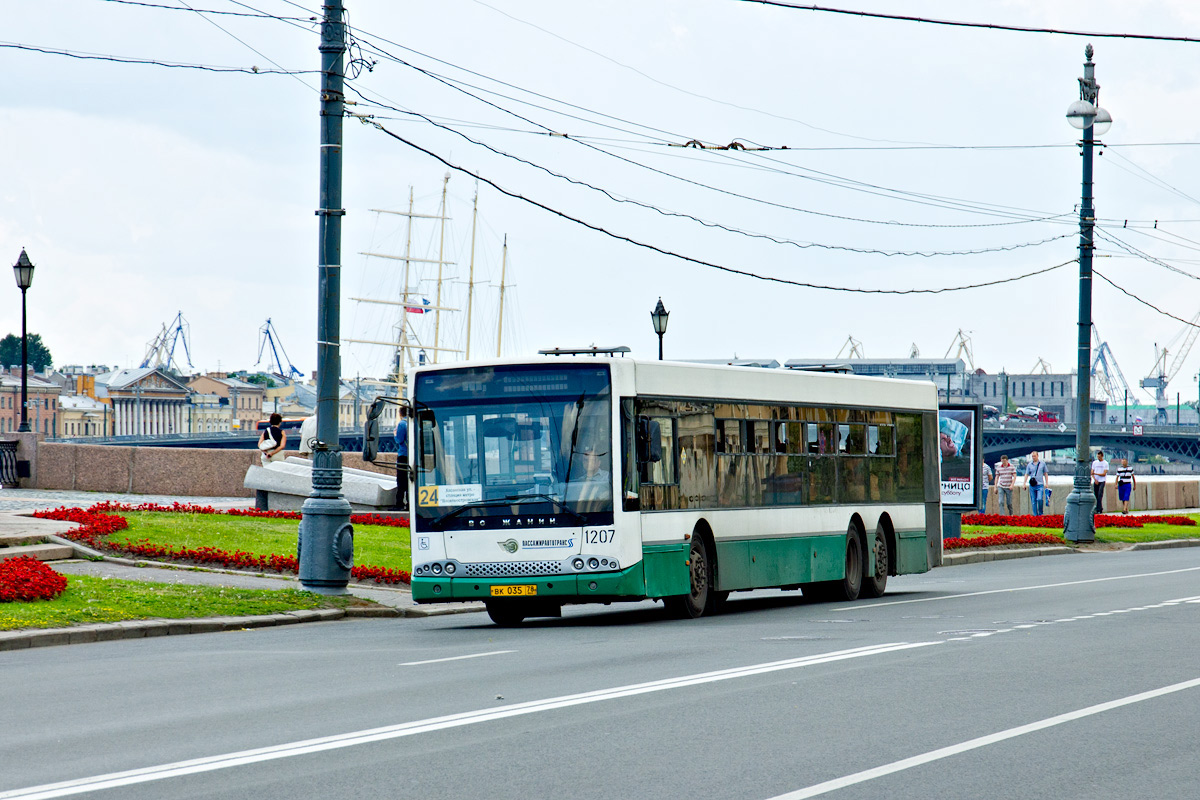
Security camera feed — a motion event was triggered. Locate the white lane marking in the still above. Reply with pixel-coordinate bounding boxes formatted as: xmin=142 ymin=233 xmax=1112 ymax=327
xmin=765 ymin=675 xmax=1200 ymax=800
xmin=845 ymin=565 xmax=1200 ymax=610
xmin=0 ymin=642 xmax=939 ymax=800
xmin=399 ymin=650 xmax=515 ymax=666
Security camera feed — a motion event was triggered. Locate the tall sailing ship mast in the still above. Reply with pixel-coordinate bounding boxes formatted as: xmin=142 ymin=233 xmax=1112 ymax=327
xmin=346 ymin=175 xmax=511 ymax=395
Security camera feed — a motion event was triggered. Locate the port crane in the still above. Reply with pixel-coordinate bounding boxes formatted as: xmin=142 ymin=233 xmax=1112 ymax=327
xmin=140 ymin=312 xmax=193 ymax=373
xmin=256 ymin=318 xmax=303 ymax=380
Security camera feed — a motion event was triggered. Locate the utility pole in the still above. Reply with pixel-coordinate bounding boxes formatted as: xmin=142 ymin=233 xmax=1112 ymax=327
xmin=299 ymin=0 xmax=353 ymax=593
xmin=1064 ymin=45 xmax=1111 ymax=544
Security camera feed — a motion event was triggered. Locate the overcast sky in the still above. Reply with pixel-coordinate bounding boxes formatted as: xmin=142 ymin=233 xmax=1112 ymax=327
xmin=6 ymin=1 xmax=1200 ymax=402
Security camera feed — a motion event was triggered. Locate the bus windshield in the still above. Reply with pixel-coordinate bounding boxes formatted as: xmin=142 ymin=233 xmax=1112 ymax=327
xmin=412 ymin=364 xmax=613 ymax=530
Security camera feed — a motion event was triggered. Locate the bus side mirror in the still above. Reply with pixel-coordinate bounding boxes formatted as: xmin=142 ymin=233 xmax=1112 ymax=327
xmin=363 ymin=398 xmax=385 ymax=462
xmin=637 ymin=417 xmax=662 ymax=463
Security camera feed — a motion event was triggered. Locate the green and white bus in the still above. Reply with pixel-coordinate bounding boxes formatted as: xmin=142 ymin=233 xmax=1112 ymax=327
xmin=406 ymin=356 xmax=941 ymax=625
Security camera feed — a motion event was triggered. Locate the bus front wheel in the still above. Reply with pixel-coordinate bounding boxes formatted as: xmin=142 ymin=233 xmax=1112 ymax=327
xmin=668 ymin=535 xmax=723 ymax=618
xmin=485 ymin=600 xmax=526 ymax=627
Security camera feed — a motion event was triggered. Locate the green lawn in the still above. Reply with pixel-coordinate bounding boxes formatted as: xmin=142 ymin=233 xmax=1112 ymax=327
xmin=0 ymin=574 xmax=360 ymax=631
xmin=963 ymin=514 xmax=1200 ymax=544
xmin=113 ymin=511 xmax=411 ymax=572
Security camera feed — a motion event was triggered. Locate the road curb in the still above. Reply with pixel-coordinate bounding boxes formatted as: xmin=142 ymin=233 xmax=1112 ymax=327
xmin=1128 ymin=538 xmax=1200 ymax=551
xmin=0 ymin=608 xmax=352 ymax=652
xmin=942 ymin=546 xmax=1078 ymax=565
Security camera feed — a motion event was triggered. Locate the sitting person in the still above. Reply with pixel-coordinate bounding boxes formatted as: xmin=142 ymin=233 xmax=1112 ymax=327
xmin=259 ymin=413 xmax=287 ymax=465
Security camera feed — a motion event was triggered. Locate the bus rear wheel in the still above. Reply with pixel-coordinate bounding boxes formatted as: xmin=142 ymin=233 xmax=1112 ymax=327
xmin=805 ymin=524 xmax=863 ymax=602
xmin=668 ymin=535 xmax=723 ymax=618
xmin=861 ymin=523 xmax=889 ymax=599
xmin=485 ymin=600 xmax=526 ymax=627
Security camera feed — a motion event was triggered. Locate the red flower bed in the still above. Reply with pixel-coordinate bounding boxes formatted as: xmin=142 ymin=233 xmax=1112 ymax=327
xmin=0 ymin=555 xmax=69 ymax=602
xmin=32 ymin=504 xmax=411 ymax=585
xmin=90 ymin=501 xmax=409 ymax=528
xmin=961 ymin=512 xmax=1195 ymax=529
xmin=944 ymin=532 xmax=1065 ymax=550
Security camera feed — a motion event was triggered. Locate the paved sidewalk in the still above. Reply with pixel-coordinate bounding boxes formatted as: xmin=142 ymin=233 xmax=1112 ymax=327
xmin=0 ymin=487 xmax=253 ymax=514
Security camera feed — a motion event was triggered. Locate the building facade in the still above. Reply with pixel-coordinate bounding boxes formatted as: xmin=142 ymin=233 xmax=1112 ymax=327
xmin=98 ymin=368 xmax=191 ymax=437
xmin=187 ymin=375 xmax=265 ymax=432
xmin=0 ymin=371 xmax=59 ymax=434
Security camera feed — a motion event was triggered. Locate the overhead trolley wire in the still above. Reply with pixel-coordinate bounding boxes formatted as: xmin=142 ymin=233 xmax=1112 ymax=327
xmin=347 ymin=86 xmax=1075 ymax=258
xmin=347 ymin=32 xmax=1072 ymax=229
xmin=1094 ymin=271 xmax=1200 ymax=329
xmin=734 ymin=2 xmax=1200 ymax=44
xmin=357 ymin=115 xmax=1078 ymax=295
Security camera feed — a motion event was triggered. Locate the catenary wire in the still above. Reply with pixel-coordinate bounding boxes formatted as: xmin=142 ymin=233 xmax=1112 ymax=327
xmin=347 ymin=35 xmax=1072 ymax=229
xmin=734 ymin=2 xmax=1200 ymax=44
xmin=1094 ymin=270 xmax=1200 ymax=329
xmin=358 ymin=115 xmax=1079 ymax=295
xmin=346 ymin=88 xmax=1076 ymax=258
xmin=0 ymin=40 xmax=315 ymax=73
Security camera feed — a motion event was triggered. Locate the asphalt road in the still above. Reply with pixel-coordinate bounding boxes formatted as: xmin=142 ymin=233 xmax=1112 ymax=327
xmin=3 ymin=549 xmax=1199 ymax=800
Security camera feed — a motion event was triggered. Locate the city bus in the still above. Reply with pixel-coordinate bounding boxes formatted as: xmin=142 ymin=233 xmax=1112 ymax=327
xmin=405 ymin=356 xmax=941 ymax=625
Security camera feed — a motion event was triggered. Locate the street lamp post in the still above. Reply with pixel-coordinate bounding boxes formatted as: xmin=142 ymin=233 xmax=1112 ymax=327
xmin=12 ymin=249 xmax=35 ymax=433
xmin=1063 ymin=45 xmax=1112 ymax=544
xmin=650 ymin=298 xmax=669 ymax=361
xmin=298 ymin=0 xmax=352 ymax=594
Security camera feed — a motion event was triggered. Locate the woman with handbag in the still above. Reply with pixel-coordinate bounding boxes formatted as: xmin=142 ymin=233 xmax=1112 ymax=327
xmin=259 ymin=413 xmax=287 ymax=465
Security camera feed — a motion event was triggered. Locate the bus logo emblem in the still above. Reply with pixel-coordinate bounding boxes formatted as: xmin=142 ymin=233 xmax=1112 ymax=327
xmin=498 ymin=538 xmax=519 ymax=554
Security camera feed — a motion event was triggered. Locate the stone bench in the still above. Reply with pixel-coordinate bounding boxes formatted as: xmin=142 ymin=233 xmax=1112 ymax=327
xmin=243 ymin=457 xmax=397 ymax=511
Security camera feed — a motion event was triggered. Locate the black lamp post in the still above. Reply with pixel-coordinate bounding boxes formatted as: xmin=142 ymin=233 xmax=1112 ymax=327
xmin=12 ymin=249 xmax=35 ymax=433
xmin=650 ymin=297 xmax=669 ymax=361
xmin=1063 ymin=45 xmax=1112 ymax=544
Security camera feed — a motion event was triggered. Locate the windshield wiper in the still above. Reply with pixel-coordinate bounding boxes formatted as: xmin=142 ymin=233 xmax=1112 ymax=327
xmin=502 ymin=494 xmax=585 ymax=525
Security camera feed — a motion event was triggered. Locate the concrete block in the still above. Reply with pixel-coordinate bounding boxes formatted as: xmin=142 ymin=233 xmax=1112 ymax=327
xmin=26 ymin=629 xmax=72 ymax=648
xmin=0 ymin=631 xmax=33 ymax=650
xmin=93 ymin=625 xmax=131 ymax=642
xmin=187 ymin=618 xmax=228 ymax=634
xmin=245 ymin=461 xmax=396 ymax=510
xmin=0 ymin=543 xmax=75 ymax=562
xmin=66 ymin=625 xmax=105 ymax=644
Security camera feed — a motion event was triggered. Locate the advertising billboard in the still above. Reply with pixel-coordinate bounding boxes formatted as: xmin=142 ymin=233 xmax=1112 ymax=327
xmin=939 ymin=404 xmax=981 ymax=508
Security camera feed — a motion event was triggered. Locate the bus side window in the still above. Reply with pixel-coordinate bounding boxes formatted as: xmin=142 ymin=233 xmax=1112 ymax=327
xmin=717 ymin=419 xmax=743 ymax=453
xmin=644 ymin=417 xmax=677 ymax=485
xmin=621 ymin=399 xmax=640 ymax=510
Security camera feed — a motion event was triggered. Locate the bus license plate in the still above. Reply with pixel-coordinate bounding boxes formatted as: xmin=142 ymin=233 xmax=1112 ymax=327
xmin=490 ymin=585 xmax=537 ymax=597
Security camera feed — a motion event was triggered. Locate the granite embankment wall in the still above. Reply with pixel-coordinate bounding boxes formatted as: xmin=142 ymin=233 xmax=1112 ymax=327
xmin=983 ymin=475 xmax=1199 ymax=516
xmin=32 ymin=443 xmax=392 ymax=498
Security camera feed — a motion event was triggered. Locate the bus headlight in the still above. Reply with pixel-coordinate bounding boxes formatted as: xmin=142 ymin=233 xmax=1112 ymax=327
xmin=444 ymin=562 xmax=457 ymax=575
xmin=572 ymin=557 xmax=585 ymax=571
xmin=587 ymin=557 xmax=599 ymax=570
xmin=431 ymin=563 xmax=443 ymax=575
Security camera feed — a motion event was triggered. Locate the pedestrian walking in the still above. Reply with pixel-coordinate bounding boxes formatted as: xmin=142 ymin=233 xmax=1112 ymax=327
xmin=995 ymin=455 xmax=1016 ymax=516
xmin=1116 ymin=458 xmax=1136 ymax=514
xmin=1091 ymin=450 xmax=1110 ymax=514
xmin=979 ymin=461 xmax=993 ymax=514
xmin=1024 ymin=452 xmax=1048 ymax=516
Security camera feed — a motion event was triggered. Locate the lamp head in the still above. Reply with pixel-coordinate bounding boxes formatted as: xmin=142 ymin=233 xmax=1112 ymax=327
xmin=12 ymin=249 xmax=34 ymax=290
xmin=650 ymin=297 xmax=669 ymax=335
